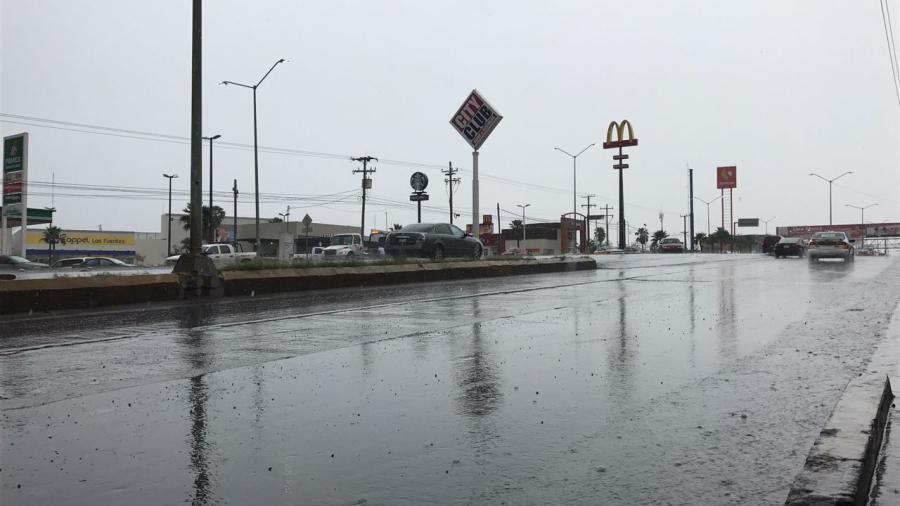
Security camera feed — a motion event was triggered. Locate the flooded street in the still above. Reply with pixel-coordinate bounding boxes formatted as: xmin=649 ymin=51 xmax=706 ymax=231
xmin=2 ymin=254 xmax=899 ymax=505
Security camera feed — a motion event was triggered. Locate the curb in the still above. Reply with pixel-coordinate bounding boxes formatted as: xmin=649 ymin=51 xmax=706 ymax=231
xmin=0 ymin=259 xmax=596 ymax=315
xmin=785 ymin=374 xmax=895 ymax=505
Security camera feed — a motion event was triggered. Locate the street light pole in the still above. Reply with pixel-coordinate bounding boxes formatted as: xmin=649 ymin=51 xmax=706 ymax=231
xmin=694 ymin=195 xmax=722 ymax=236
xmin=202 ymin=134 xmax=221 ymax=244
xmin=762 ymin=216 xmax=776 ymax=236
xmin=555 ymin=144 xmax=595 ymax=252
xmin=845 ymin=203 xmax=877 ymax=248
xmin=809 ymin=171 xmax=853 ymax=225
xmin=516 ymin=203 xmax=530 ymax=252
xmin=222 ymin=58 xmax=286 ymax=252
xmin=163 ymin=173 xmax=178 ymax=255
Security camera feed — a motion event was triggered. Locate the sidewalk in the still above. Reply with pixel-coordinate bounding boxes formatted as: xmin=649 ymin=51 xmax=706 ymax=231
xmin=872 ymin=404 xmax=900 ymax=505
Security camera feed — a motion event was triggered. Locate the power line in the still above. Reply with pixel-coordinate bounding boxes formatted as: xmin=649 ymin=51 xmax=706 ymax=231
xmin=880 ymin=0 xmax=900 ymax=107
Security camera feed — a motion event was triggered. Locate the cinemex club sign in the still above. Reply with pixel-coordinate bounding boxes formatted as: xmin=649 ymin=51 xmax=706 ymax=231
xmin=449 ymin=89 xmax=503 ymax=151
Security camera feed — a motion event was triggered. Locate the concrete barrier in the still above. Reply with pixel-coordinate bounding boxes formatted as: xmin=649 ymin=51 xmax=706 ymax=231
xmin=0 ymin=273 xmax=181 ymax=315
xmin=785 ymin=374 xmax=894 ymax=505
xmin=0 ymin=259 xmax=596 ymax=315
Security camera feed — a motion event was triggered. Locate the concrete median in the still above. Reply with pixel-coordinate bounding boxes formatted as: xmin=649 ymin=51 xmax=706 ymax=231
xmin=0 ymin=258 xmax=597 ymax=315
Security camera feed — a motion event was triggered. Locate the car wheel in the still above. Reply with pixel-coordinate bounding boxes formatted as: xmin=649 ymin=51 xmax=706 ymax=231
xmin=432 ymin=244 xmax=445 ymax=261
xmin=346 ymin=252 xmax=354 ymax=258
xmin=472 ymin=244 xmax=483 ymax=260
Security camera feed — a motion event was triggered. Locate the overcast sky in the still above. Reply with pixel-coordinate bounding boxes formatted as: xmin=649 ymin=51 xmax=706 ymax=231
xmin=2 ymin=0 xmax=898 ymax=236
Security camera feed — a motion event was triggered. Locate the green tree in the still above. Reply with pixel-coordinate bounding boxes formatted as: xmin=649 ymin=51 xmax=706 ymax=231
xmin=268 ymin=216 xmax=283 ymax=223
xmin=710 ymin=227 xmax=731 ymax=252
xmin=510 ymin=220 xmax=524 ymax=248
xmin=40 ymin=226 xmax=66 ymax=264
xmin=179 ymin=203 xmax=226 ymax=241
xmin=651 ymin=230 xmax=668 ymax=250
xmin=594 ymin=227 xmax=606 ymax=247
xmin=391 ymin=223 xmax=403 ymax=231
xmin=635 ymin=227 xmax=649 ymax=252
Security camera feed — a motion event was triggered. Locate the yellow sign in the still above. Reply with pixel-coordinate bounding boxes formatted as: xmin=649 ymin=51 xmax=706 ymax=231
xmin=26 ymin=230 xmax=135 ymax=248
xmin=603 ymin=120 xmax=638 ymax=149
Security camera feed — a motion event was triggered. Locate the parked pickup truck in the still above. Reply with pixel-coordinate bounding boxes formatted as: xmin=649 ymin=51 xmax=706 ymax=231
xmin=165 ymin=243 xmax=256 ymax=266
xmin=322 ymin=233 xmax=365 ymax=258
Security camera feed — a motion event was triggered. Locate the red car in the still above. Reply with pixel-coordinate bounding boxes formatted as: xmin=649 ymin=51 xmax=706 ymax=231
xmin=659 ymin=237 xmax=685 ymax=253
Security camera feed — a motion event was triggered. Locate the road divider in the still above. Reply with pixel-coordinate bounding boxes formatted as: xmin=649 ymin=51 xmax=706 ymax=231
xmin=0 ymin=257 xmax=596 ymax=315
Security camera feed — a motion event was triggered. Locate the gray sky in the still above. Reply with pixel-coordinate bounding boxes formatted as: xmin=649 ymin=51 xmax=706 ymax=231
xmin=2 ymin=0 xmax=898 ymax=236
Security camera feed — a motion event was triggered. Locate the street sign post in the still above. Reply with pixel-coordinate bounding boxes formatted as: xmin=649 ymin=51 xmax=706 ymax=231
xmin=602 ymin=120 xmax=638 ymax=249
xmin=450 ymin=89 xmax=503 ymax=244
xmin=3 ymin=133 xmax=28 ymax=255
xmin=410 ymin=172 xmax=428 ymax=192
xmin=302 ymin=214 xmax=313 ymax=260
xmin=737 ymin=218 xmax=759 ymax=227
xmin=410 ymin=192 xmax=429 ymax=222
xmin=717 ymin=166 xmax=737 ymax=235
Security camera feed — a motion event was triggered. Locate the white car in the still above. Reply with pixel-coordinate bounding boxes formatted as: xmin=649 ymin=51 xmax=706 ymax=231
xmin=322 ymin=234 xmax=364 ymax=258
xmin=166 ymin=243 xmax=256 ymax=266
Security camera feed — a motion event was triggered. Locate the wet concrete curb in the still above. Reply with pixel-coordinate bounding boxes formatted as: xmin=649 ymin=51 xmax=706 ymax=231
xmin=0 ymin=259 xmax=596 ymax=315
xmin=785 ymin=374 xmax=894 ymax=505
xmin=0 ymin=273 xmax=181 ymax=315
xmin=221 ymin=259 xmax=597 ymax=297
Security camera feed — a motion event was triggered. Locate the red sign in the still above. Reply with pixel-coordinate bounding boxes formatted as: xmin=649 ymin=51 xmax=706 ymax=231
xmin=717 ymin=166 xmax=737 ymax=189
xmin=4 ymin=181 xmax=22 ymax=194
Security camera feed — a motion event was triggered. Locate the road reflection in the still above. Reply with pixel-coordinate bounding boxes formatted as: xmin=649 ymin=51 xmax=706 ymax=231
xmin=455 ymin=297 xmax=502 ymax=450
xmin=607 ymin=270 xmax=635 ymax=401
xmin=717 ymin=262 xmax=737 ymax=359
xmin=177 ymin=304 xmax=216 ymax=505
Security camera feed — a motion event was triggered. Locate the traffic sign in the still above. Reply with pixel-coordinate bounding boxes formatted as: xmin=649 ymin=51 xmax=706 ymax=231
xmin=737 ymin=218 xmax=759 ymax=227
xmin=410 ymin=172 xmax=429 ymax=192
xmin=302 ymin=214 xmax=312 ymax=227
xmin=409 ymin=193 xmax=430 ymax=202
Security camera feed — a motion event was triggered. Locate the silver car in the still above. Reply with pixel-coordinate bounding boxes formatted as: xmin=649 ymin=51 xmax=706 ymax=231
xmin=807 ymin=231 xmax=854 ymax=262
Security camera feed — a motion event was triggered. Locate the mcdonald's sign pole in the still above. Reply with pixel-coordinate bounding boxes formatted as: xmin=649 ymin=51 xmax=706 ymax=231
xmin=602 ymin=120 xmax=638 ymax=249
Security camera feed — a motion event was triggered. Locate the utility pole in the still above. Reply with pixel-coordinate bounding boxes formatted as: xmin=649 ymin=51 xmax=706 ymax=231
xmin=581 ymin=194 xmax=596 ymax=248
xmin=232 ymin=179 xmax=238 ymax=246
xmin=496 ymin=203 xmax=501 ymax=234
xmin=188 ymin=0 xmax=202 ymax=258
xmin=163 ymin=173 xmax=178 ymax=256
xmin=202 ymin=134 xmax=221 ymax=243
xmin=442 ymin=162 xmax=461 ymax=225
xmin=688 ymin=166 xmax=695 ymax=251
xmin=352 ymin=156 xmax=377 ymax=240
xmin=809 ymin=171 xmax=853 ymax=225
xmin=600 ymin=204 xmax=613 ymax=248
xmin=680 ymin=214 xmax=689 ymax=246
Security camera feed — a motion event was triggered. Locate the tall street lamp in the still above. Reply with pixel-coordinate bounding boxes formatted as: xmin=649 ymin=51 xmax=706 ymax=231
xmin=163 ymin=173 xmax=179 ymax=255
xmin=845 ymin=203 xmax=877 ymax=247
xmin=554 ymin=144 xmax=595 ymax=252
xmin=222 ymin=58 xmax=286 ymax=252
xmin=516 ymin=203 xmax=530 ymax=252
xmin=809 ymin=171 xmax=852 ymax=225
xmin=694 ymin=195 xmax=722 ymax=236
xmin=762 ymin=216 xmax=776 ymax=235
xmin=202 ymin=134 xmax=221 ymax=244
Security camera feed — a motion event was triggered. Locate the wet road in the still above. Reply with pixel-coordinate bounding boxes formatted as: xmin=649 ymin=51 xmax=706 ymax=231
xmin=2 ymin=254 xmax=899 ymax=505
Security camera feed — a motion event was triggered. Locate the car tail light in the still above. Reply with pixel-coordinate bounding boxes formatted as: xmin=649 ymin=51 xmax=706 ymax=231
xmin=808 ymin=240 xmax=818 ymax=247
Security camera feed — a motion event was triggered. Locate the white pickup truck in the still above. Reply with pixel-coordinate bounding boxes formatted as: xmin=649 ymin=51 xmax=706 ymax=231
xmin=166 ymin=243 xmax=256 ymax=266
xmin=321 ymin=233 xmax=365 ymax=258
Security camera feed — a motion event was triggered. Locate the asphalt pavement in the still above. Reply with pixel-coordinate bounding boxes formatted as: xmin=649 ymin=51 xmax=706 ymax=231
xmin=2 ymin=253 xmax=899 ymax=505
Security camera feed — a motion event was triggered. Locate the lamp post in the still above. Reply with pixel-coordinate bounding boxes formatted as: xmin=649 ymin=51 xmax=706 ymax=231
xmin=222 ymin=58 xmax=286 ymax=252
xmin=516 ymin=203 xmax=530 ymax=252
xmin=163 ymin=173 xmax=179 ymax=255
xmin=554 ymin=144 xmax=595 ymax=252
xmin=762 ymin=216 xmax=776 ymax=236
xmin=278 ymin=205 xmax=291 ymax=233
xmin=694 ymin=195 xmax=722 ymax=236
xmin=809 ymin=171 xmax=852 ymax=225
xmin=845 ymin=203 xmax=877 ymax=248
xmin=202 ymin=134 xmax=221 ymax=244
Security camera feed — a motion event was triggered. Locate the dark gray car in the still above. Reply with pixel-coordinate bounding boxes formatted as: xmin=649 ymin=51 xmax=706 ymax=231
xmin=0 ymin=255 xmax=49 ymax=271
xmin=385 ymin=223 xmax=483 ymax=260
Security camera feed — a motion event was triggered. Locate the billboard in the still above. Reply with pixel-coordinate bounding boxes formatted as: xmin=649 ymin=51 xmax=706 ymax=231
xmin=717 ymin=166 xmax=737 ymax=189
xmin=774 ymin=223 xmax=900 ymax=238
xmin=737 ymin=218 xmax=759 ymax=227
xmin=3 ymin=133 xmax=28 ymax=216
xmin=26 ymin=230 xmax=136 ymax=250
xmin=450 ymin=89 xmax=503 ymax=151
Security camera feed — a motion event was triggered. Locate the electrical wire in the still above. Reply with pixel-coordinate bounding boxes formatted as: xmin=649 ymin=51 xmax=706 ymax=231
xmin=880 ymin=0 xmax=900 ymax=107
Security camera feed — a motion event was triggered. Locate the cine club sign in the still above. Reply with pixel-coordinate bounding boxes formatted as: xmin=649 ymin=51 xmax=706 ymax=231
xmin=449 ymin=89 xmax=503 ymax=151
xmin=3 ymin=133 xmax=28 ymax=218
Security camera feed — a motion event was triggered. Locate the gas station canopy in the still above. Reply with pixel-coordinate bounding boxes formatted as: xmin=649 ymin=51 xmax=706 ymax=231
xmin=0 ymin=207 xmax=53 ymax=227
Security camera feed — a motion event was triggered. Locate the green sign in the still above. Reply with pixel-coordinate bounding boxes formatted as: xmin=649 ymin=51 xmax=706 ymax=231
xmin=4 ymin=135 xmax=25 ymax=174
xmin=3 ymin=193 xmax=22 ymax=205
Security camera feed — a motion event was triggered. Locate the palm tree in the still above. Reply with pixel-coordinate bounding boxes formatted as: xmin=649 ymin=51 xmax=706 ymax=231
xmin=510 ymin=220 xmax=523 ymax=248
xmin=268 ymin=216 xmax=283 ymax=223
xmin=40 ymin=226 xmax=66 ymax=264
xmin=635 ymin=227 xmax=649 ymax=251
xmin=179 ymin=203 xmax=226 ymax=241
xmin=391 ymin=223 xmax=403 ymax=231
xmin=710 ymin=227 xmax=731 ymax=253
xmin=593 ymin=227 xmax=606 ymax=250
xmin=694 ymin=232 xmax=707 ymax=252
xmin=651 ymin=230 xmax=668 ymax=250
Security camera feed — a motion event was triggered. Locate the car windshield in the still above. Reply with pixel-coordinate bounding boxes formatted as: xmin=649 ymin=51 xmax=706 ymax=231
xmin=106 ymin=258 xmax=129 ymax=266
xmin=9 ymin=256 xmax=29 ymax=263
xmin=780 ymin=238 xmax=801 ymax=244
xmin=400 ymin=224 xmax=434 ymax=233
xmin=330 ymin=235 xmax=356 ymax=245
